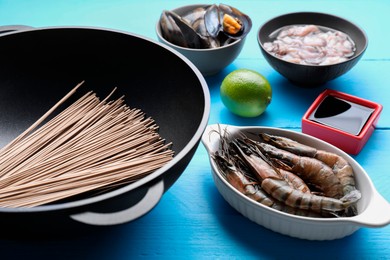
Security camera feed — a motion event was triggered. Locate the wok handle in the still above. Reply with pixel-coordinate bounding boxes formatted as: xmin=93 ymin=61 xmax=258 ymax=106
xmin=69 ymin=179 xmax=165 ymax=226
xmin=0 ymin=25 xmax=34 ymax=34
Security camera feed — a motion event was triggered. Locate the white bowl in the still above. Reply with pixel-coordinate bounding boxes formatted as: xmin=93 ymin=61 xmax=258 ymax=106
xmin=155 ymin=4 xmax=247 ymax=76
xmin=201 ymin=124 xmax=390 ymax=240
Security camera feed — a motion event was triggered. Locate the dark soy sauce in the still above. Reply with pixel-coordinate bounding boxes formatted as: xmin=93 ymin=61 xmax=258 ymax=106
xmin=308 ymin=95 xmax=375 ymax=136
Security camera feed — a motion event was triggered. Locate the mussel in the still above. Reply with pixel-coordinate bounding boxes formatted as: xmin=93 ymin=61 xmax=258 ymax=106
xmin=160 ymin=10 xmax=210 ymax=49
xmin=159 ymin=4 xmax=252 ymax=49
xmin=204 ymin=4 xmax=252 ymax=39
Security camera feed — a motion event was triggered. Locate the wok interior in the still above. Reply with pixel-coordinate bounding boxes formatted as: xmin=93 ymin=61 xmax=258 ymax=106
xmin=0 ymin=28 xmax=206 ymax=151
xmin=0 ymin=28 xmax=206 ymax=201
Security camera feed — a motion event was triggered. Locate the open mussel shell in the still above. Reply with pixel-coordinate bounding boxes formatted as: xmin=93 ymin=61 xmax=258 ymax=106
xmin=181 ymin=7 xmax=208 ymax=36
xmin=181 ymin=7 xmax=220 ymax=48
xmin=203 ymin=4 xmax=221 ymax=38
xmin=204 ymin=4 xmax=252 ymax=40
xmin=160 ymin=10 xmax=210 ymax=49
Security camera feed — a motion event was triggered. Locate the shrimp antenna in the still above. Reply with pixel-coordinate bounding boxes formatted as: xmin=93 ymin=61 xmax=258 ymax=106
xmin=208 ymin=124 xmax=235 ymax=161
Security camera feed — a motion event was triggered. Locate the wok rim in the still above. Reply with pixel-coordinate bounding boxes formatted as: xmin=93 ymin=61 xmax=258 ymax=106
xmin=0 ymin=25 xmax=211 ymax=213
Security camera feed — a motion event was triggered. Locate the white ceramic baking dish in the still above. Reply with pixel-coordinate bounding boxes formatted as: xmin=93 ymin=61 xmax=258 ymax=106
xmin=201 ymin=124 xmax=390 ymax=240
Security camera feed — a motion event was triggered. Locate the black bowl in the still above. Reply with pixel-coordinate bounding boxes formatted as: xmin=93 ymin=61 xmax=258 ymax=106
xmin=257 ymin=12 xmax=368 ymax=86
xmin=0 ymin=25 xmax=210 ymax=237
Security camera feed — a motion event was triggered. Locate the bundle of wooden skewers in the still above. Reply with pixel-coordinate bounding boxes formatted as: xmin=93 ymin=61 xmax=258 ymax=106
xmin=0 ymin=81 xmax=174 ymax=208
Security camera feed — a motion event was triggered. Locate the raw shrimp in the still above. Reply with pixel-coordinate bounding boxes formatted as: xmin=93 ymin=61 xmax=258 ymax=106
xmin=314 ymin=151 xmax=356 ymax=195
xmin=278 ymin=168 xmax=311 ymax=194
xmin=263 ymin=24 xmax=356 ymax=65
xmin=234 ymin=139 xmax=311 ymax=193
xmin=262 ymin=177 xmax=359 ymax=214
xmin=213 ymin=152 xmax=274 ymax=207
xmin=259 ymin=133 xmax=317 ymax=157
xmin=213 ymin=152 xmax=324 ymax=217
xmin=260 ymin=133 xmax=357 ymax=196
xmin=231 ymin=139 xmax=360 ymax=214
xmin=251 ymin=141 xmax=345 ymax=199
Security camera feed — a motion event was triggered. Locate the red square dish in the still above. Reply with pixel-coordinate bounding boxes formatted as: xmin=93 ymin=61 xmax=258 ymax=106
xmin=302 ymin=89 xmax=383 ymax=154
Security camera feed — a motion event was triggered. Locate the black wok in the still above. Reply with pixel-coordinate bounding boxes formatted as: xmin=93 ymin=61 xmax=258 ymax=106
xmin=0 ymin=25 xmax=210 ymax=237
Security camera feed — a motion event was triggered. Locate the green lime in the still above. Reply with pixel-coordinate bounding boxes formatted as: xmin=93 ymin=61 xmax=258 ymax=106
xmin=220 ymin=69 xmax=272 ymax=117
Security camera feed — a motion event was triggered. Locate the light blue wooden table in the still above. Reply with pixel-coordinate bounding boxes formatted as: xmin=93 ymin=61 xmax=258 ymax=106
xmin=0 ymin=0 xmax=389 ymax=259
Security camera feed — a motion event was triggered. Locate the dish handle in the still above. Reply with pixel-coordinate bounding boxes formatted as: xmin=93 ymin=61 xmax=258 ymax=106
xmin=69 ymin=179 xmax=164 ymax=225
xmin=353 ymin=190 xmax=390 ymax=227
xmin=201 ymin=124 xmax=227 ymax=153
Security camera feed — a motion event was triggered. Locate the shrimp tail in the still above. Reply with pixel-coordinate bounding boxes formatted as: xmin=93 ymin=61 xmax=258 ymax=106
xmin=340 ymin=189 xmax=361 ymax=204
xmin=340 ymin=189 xmax=361 ymax=216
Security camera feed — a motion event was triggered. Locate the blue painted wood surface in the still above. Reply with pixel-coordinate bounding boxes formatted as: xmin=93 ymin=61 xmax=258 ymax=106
xmin=0 ymin=0 xmax=389 ymax=259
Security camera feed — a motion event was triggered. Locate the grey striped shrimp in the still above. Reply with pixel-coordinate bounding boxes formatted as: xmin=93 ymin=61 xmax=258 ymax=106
xmin=260 ymin=133 xmax=357 ymax=196
xmin=230 ymin=140 xmax=360 ymax=214
xmin=278 ymin=168 xmax=311 ymax=194
xmin=212 ymin=152 xmax=324 ymax=217
xmin=249 ymin=140 xmax=345 ymax=199
xmin=235 ymin=139 xmax=311 ymax=194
